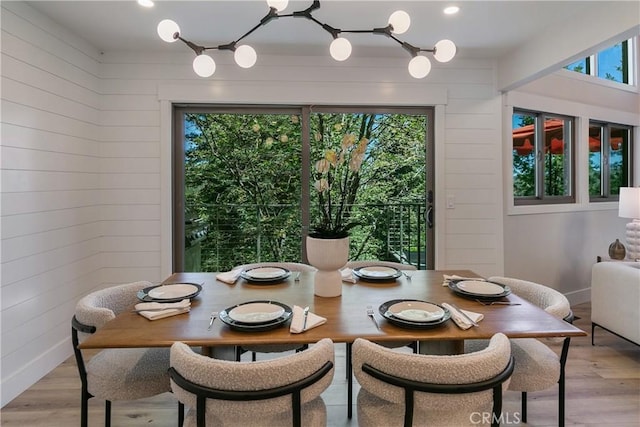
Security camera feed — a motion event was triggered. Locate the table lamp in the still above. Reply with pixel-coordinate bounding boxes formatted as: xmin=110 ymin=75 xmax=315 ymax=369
xmin=618 ymin=187 xmax=640 ymax=261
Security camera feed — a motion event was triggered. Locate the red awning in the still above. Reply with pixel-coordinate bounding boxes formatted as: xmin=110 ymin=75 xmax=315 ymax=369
xmin=513 ymin=119 xmax=622 ymax=155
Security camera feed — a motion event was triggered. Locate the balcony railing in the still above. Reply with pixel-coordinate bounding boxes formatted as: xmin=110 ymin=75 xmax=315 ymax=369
xmin=184 ymin=202 xmax=427 ymax=272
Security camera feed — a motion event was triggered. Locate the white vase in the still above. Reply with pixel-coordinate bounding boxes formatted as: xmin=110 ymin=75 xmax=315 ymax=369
xmin=306 ymin=236 xmax=349 ymax=297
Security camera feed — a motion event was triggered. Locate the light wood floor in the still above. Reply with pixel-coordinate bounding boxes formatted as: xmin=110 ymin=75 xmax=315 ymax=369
xmin=2 ymin=302 xmax=639 ymax=426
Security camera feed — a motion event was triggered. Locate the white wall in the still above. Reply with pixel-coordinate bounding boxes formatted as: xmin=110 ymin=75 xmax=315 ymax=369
xmin=1 ymin=0 xmax=638 ymax=408
xmin=1 ymin=2 xmax=103 ymax=406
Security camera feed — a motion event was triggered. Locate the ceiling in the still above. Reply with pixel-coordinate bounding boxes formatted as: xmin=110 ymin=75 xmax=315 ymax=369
xmin=24 ymin=1 xmax=613 ymax=60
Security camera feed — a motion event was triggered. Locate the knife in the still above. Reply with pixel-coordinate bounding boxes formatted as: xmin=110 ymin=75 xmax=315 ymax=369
xmin=302 ymin=306 xmax=310 ymax=331
xmin=449 ymin=303 xmax=479 ymax=327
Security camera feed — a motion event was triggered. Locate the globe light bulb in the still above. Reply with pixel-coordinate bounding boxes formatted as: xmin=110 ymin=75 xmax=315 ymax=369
xmin=157 ymin=19 xmax=180 ymax=43
xmin=234 ymin=45 xmax=257 ymax=68
xmin=408 ymin=55 xmax=431 ymax=79
xmin=329 ymin=37 xmax=352 ymax=61
xmin=388 ymin=10 xmax=410 ymax=34
xmin=434 ymin=39 xmax=457 ymax=63
xmin=192 ymin=54 xmax=216 ymax=77
xmin=266 ymin=0 xmax=288 ymax=12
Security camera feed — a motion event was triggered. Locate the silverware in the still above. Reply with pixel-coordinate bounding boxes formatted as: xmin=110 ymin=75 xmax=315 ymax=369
xmin=293 ymin=272 xmax=301 ymax=282
xmin=403 ymin=271 xmax=413 ymax=281
xmin=475 ymin=299 xmax=521 ymax=306
xmin=449 ymin=303 xmax=479 ymax=327
xmin=302 ymin=306 xmax=310 ymax=331
xmin=207 ymin=311 xmax=218 ymax=330
xmin=366 ymin=305 xmax=380 ymax=330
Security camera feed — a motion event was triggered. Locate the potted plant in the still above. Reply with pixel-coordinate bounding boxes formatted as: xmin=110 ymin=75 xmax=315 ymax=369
xmin=307 ymin=132 xmax=368 ymax=296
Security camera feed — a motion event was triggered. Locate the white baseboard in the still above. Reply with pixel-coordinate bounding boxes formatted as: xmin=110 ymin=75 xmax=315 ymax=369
xmin=565 ymin=287 xmax=591 ymax=306
xmin=1 ymin=337 xmax=72 ymax=407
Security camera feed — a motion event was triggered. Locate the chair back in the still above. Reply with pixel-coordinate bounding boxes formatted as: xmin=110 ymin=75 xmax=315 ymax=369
xmin=170 ymin=338 xmax=335 ymax=426
xmin=487 ymin=276 xmax=570 ymax=320
xmin=353 ymin=334 xmax=512 ymax=427
xmin=345 ymin=260 xmax=417 ymax=271
xmin=236 ymin=262 xmax=317 ymax=272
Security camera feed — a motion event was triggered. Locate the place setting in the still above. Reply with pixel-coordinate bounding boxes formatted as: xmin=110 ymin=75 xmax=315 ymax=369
xmin=218 ymin=300 xmax=293 ymax=331
xmin=447 ymin=279 xmax=512 ymax=301
xmin=352 ymin=265 xmax=403 ymax=283
xmin=378 ymin=299 xmax=451 ymax=329
xmin=134 ymin=282 xmax=203 ymax=320
xmin=240 ymin=266 xmax=292 ymax=284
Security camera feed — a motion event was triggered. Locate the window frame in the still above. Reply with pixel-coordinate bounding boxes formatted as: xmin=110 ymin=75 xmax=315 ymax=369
xmin=564 ymin=37 xmax=636 ymax=86
xmin=512 ymin=109 xmax=576 ymax=206
xmin=588 ymin=120 xmax=634 ymax=202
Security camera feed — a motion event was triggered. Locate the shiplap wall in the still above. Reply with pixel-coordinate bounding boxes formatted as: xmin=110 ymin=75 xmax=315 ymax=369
xmin=1 ymin=2 xmax=103 ymax=405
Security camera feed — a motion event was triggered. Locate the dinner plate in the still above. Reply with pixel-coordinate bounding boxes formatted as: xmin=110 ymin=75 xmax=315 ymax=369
xmin=241 ymin=267 xmax=291 ymax=283
xmin=448 ymin=281 xmax=511 ymax=300
xmin=387 ymin=301 xmax=445 ymax=322
xmin=228 ymin=302 xmax=286 ymax=324
xmin=353 ymin=266 xmax=402 ymax=281
xmin=379 ymin=299 xmax=450 ymax=329
xmin=219 ymin=300 xmax=292 ymax=331
xmin=137 ymin=282 xmax=202 ymax=303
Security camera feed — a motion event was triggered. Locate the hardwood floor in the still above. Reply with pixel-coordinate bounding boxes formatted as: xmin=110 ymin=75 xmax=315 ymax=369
xmin=2 ymin=302 xmax=639 ymax=426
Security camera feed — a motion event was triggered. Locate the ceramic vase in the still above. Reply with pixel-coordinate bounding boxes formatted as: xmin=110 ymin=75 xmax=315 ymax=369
xmin=306 ymin=236 xmax=349 ymax=297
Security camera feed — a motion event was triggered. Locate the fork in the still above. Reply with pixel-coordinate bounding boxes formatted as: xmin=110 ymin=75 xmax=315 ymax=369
xmin=475 ymin=299 xmax=521 ymax=306
xmin=366 ymin=305 xmax=380 ymax=330
xmin=403 ymin=271 xmax=413 ymax=281
xmin=207 ymin=311 xmax=218 ymax=330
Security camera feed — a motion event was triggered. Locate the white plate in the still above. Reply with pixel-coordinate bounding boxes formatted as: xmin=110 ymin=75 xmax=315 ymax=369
xmin=147 ymin=284 xmax=200 ymax=300
xmin=244 ymin=267 xmax=288 ymax=280
xmin=228 ymin=302 xmax=286 ymax=323
xmin=359 ymin=266 xmax=399 ymax=278
xmin=456 ymin=280 xmax=505 ymax=295
xmin=388 ymin=301 xmax=445 ymax=322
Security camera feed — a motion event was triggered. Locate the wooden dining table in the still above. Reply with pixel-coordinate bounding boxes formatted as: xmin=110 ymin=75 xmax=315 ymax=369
xmin=79 ymin=269 xmax=586 ymax=350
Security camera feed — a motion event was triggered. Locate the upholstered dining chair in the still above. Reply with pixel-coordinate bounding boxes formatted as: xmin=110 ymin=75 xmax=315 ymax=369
xmin=465 ymin=276 xmax=574 ymax=427
xmin=234 ymin=262 xmax=316 ymax=361
xmin=169 ymin=337 xmax=335 ymax=427
xmin=352 ymin=334 xmax=514 ymax=427
xmin=72 ymin=281 xmax=183 ymax=427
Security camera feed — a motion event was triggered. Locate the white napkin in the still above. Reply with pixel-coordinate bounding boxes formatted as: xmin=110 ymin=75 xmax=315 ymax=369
xmin=442 ymin=274 xmax=485 ymax=286
xmin=442 ymin=302 xmax=484 ymax=330
xmin=290 ymin=305 xmax=327 ymax=333
xmin=216 ymin=268 xmax=243 ymax=284
xmin=341 ymin=268 xmax=356 ymax=283
xmin=135 ymin=299 xmax=191 ymax=321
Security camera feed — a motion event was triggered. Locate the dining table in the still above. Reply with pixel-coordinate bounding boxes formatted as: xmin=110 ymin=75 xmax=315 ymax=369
xmin=78 ymin=268 xmax=586 ymax=419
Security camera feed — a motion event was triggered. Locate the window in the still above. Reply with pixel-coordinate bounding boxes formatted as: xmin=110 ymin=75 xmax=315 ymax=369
xmin=172 ymin=105 xmax=434 ymax=272
xmin=589 ymin=121 xmax=634 ymax=200
xmin=565 ymin=38 xmax=635 ymax=85
xmin=512 ymin=110 xmax=575 ymax=205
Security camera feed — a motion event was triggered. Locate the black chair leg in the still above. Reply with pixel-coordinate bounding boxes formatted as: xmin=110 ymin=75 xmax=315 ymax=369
xmin=80 ymin=391 xmax=89 ymax=427
xmin=521 ymin=391 xmax=527 ymax=423
xmin=346 ymin=342 xmax=353 ymax=419
xmin=178 ymin=402 xmax=185 ymax=427
xmin=105 ymin=400 xmax=112 ymax=427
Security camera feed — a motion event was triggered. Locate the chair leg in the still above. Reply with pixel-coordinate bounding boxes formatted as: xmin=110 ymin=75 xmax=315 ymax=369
xmin=178 ymin=402 xmax=185 ymax=427
xmin=105 ymin=400 xmax=112 ymax=427
xmin=521 ymin=391 xmax=527 ymax=423
xmin=346 ymin=342 xmax=353 ymax=419
xmin=80 ymin=390 xmax=90 ymax=427
xmin=252 ymin=352 xmax=257 ymax=361
xmin=591 ymin=323 xmax=596 ymax=345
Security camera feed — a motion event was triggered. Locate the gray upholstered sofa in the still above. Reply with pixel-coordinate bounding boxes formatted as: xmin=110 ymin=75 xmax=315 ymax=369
xmin=591 ymin=261 xmax=640 ymax=345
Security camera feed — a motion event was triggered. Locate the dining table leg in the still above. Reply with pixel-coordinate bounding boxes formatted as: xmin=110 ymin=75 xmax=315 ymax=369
xmin=346 ymin=342 xmax=353 ymax=419
xmin=418 ymin=340 xmax=464 ymax=355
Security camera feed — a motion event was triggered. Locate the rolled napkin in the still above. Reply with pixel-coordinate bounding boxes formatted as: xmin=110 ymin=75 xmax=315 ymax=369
xmin=442 ymin=274 xmax=485 ymax=286
xmin=135 ymin=299 xmax=191 ymax=321
xmin=216 ymin=268 xmax=243 ymax=285
xmin=341 ymin=268 xmax=356 ymax=283
xmin=290 ymin=305 xmax=327 ymax=333
xmin=442 ymin=302 xmax=484 ymax=330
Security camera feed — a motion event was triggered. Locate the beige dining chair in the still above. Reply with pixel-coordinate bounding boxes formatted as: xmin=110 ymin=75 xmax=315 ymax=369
xmin=72 ymin=281 xmax=183 ymax=427
xmin=344 ymin=260 xmax=418 ymax=418
xmin=352 ymin=334 xmax=514 ymax=427
xmin=234 ymin=262 xmax=317 ymax=361
xmin=465 ymin=276 xmax=574 ymax=427
xmin=169 ymin=337 xmax=335 ymax=427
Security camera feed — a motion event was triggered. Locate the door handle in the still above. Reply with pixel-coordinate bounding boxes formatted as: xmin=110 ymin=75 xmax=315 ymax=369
xmin=426 ymin=205 xmax=433 ymax=229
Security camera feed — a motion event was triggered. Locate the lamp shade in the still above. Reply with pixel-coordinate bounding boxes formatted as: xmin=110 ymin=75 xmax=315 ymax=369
xmin=192 ymin=54 xmax=216 ymax=77
xmin=434 ymin=39 xmax=457 ymax=62
xmin=330 ymin=37 xmax=352 ymax=61
xmin=619 ymin=187 xmax=640 ymax=219
xmin=234 ymin=45 xmax=257 ymax=68
xmin=408 ymin=55 xmax=431 ymax=79
xmin=388 ymin=10 xmax=410 ymax=35
xmin=157 ymin=19 xmax=180 ymax=42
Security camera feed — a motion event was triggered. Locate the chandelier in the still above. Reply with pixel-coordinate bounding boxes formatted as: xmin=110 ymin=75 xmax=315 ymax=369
xmin=155 ymin=0 xmax=457 ymax=79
